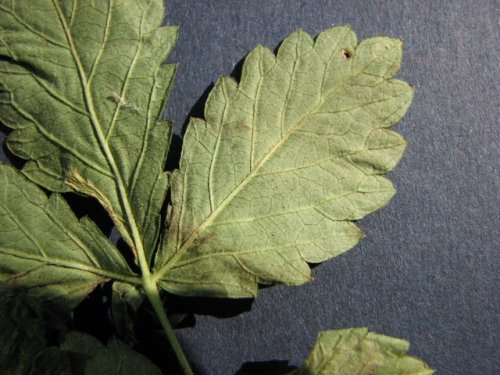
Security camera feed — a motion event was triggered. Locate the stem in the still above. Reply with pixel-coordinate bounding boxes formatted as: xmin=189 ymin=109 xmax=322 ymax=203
xmin=52 ymin=3 xmax=191 ymax=372
xmin=143 ymin=278 xmax=194 ymax=375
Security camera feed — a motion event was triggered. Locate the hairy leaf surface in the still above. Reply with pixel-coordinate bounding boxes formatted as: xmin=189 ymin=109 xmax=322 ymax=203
xmin=156 ymin=27 xmax=414 ymax=297
xmin=293 ymin=328 xmax=433 ymax=375
xmin=0 ymin=164 xmax=138 ymax=310
xmin=0 ymin=0 xmax=176 ymax=259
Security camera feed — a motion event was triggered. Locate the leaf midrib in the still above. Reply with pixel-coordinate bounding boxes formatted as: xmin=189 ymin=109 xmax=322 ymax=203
xmin=52 ymin=0 xmax=147 ymax=264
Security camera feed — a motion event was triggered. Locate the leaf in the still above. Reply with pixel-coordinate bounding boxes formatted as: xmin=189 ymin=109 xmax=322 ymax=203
xmin=0 ymin=283 xmax=54 ymax=374
xmin=111 ymin=281 xmax=144 ymax=343
xmin=0 ymin=0 xmax=177 ymax=259
xmin=0 ymin=163 xmax=139 ymax=310
xmin=0 ymin=283 xmax=73 ymax=374
xmin=0 ymin=283 xmax=161 ymax=375
xmin=155 ymin=26 xmax=414 ymax=297
xmin=30 ymin=334 xmax=163 ymax=375
xmin=57 ymin=331 xmax=163 ymax=375
xmin=293 ymin=328 xmax=433 ymax=375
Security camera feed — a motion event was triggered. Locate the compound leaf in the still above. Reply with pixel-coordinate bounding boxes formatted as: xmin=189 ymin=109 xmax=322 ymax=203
xmin=155 ymin=27 xmax=413 ymax=297
xmin=293 ymin=328 xmax=433 ymax=375
xmin=0 ymin=0 xmax=177 ymax=259
xmin=0 ymin=164 xmax=138 ymax=310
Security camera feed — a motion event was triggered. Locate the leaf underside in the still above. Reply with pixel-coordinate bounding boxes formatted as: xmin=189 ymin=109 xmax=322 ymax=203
xmin=0 ymin=285 xmax=161 ymax=374
xmin=294 ymin=328 xmax=433 ymax=375
xmin=0 ymin=0 xmax=413 ymax=307
xmin=0 ymin=2 xmax=428 ymax=373
xmin=0 ymin=164 xmax=137 ymax=310
xmin=0 ymin=0 xmax=177 ymax=260
xmin=156 ymin=26 xmax=414 ymax=297
xmin=56 ymin=332 xmax=162 ymax=375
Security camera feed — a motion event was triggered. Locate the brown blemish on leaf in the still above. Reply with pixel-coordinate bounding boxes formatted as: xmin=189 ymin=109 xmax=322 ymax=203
xmin=341 ymin=48 xmax=352 ymax=60
xmin=109 ymin=91 xmax=140 ymax=112
xmin=65 ymin=170 xmax=136 ymax=256
xmin=193 ymin=231 xmax=216 ymax=247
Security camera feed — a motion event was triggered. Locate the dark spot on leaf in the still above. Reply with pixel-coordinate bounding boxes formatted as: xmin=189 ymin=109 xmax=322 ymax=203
xmin=341 ymin=48 xmax=352 ymax=60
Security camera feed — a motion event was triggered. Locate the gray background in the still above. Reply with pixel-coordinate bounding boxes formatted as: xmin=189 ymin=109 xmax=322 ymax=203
xmin=1 ymin=0 xmax=498 ymax=374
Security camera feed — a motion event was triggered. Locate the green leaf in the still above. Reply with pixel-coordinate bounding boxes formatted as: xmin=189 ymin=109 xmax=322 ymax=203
xmin=293 ymin=328 xmax=433 ymax=375
xmin=155 ymin=27 xmax=414 ymax=297
xmin=0 ymin=283 xmax=53 ymax=374
xmin=0 ymin=0 xmax=177 ymax=259
xmin=0 ymin=164 xmax=139 ymax=310
xmin=0 ymin=283 xmax=162 ymax=374
xmin=30 ymin=333 xmax=163 ymax=375
xmin=58 ymin=332 xmax=163 ymax=375
xmin=111 ymin=281 xmax=144 ymax=343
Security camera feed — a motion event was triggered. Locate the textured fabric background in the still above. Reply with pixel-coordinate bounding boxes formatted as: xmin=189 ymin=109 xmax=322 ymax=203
xmin=1 ymin=1 xmax=498 ymax=374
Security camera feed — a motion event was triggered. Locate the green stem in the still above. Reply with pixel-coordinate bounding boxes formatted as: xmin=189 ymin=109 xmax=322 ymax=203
xmin=143 ymin=278 xmax=194 ymax=375
xmin=53 ymin=2 xmax=192 ymax=372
